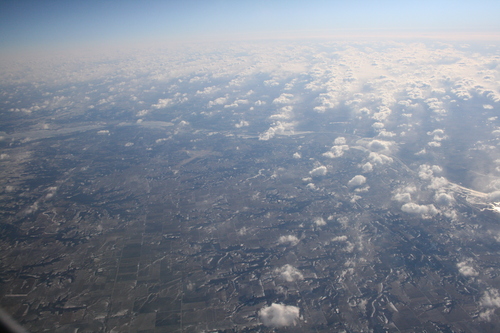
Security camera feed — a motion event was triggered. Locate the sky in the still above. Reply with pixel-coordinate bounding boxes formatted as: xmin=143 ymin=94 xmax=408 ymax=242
xmin=1 ymin=0 xmax=500 ymax=53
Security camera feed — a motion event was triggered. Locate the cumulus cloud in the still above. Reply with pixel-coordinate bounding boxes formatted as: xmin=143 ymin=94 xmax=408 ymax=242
xmin=196 ymin=86 xmax=220 ymax=95
xmin=152 ymin=98 xmax=172 ymax=109
xmin=348 ymin=175 xmax=366 ymax=187
xmin=278 ymin=235 xmax=299 ymax=246
xmin=368 ymin=152 xmax=393 ymax=165
xmin=272 ymin=93 xmax=294 ymax=105
xmin=314 ymin=217 xmax=326 ymax=226
xmin=418 ymin=164 xmax=441 ymax=180
xmin=488 ymin=191 xmax=500 ymax=202
xmin=259 ymin=121 xmax=295 ymax=140
xmin=235 ymin=120 xmax=249 ymax=128
xmin=259 ymin=303 xmax=300 ymax=327
xmin=401 ymin=203 xmax=438 ymax=216
xmin=435 ymin=192 xmax=454 ymax=205
xmin=334 ymin=137 xmax=347 ymax=145
xmin=368 ymin=139 xmax=392 ymax=152
xmin=428 ymin=141 xmax=441 ymax=147
xmin=270 ymin=105 xmax=294 ymax=120
xmin=378 ymin=130 xmax=396 ymax=138
xmin=275 ymin=264 xmax=304 ymax=282
xmin=264 ymin=79 xmax=279 ymax=87
xmin=361 ymin=162 xmax=373 ymax=173
xmin=480 ymin=288 xmax=500 ymax=321
xmin=207 ymin=96 xmax=227 ymax=107
xmin=323 ymin=145 xmax=348 ymax=158
xmin=430 ymin=129 xmax=446 ymax=139
xmin=393 ymin=192 xmax=412 ymax=203
xmin=428 ymin=176 xmax=448 ymax=190
xmin=293 ymin=152 xmax=301 ymax=159
xmin=309 ymin=165 xmax=327 ymax=177
xmin=331 ymin=235 xmax=348 ymax=242
xmin=457 ymin=261 xmax=478 ymax=277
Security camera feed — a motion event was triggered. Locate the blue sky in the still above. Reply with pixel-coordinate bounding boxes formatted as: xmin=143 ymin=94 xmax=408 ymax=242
xmin=1 ymin=0 xmax=500 ymax=52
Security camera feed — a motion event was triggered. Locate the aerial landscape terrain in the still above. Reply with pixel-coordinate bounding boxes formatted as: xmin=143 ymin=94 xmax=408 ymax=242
xmin=1 ymin=38 xmax=500 ymax=332
xmin=2 ymin=1 xmax=500 ymax=332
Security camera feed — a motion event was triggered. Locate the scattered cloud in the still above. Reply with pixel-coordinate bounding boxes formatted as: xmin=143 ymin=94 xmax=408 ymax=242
xmin=278 ymin=235 xmax=299 ymax=246
xmin=259 ymin=303 xmax=300 ymax=327
xmin=457 ymin=261 xmax=478 ymax=277
xmin=309 ymin=165 xmax=327 ymax=177
xmin=348 ymin=175 xmax=366 ymax=187
xmin=235 ymin=120 xmax=249 ymax=128
xmin=272 ymin=93 xmax=294 ymax=105
xmin=152 ymin=98 xmax=172 ymax=109
xmin=368 ymin=152 xmax=393 ymax=165
xmin=208 ymin=96 xmax=227 ymax=107
xmin=480 ymin=288 xmax=500 ymax=321
xmin=259 ymin=121 xmax=295 ymax=140
xmin=368 ymin=139 xmax=392 ymax=152
xmin=401 ymin=203 xmax=438 ymax=217
xmin=275 ymin=264 xmax=304 ymax=282
xmin=314 ymin=217 xmax=326 ymax=226
xmin=361 ymin=162 xmax=373 ymax=173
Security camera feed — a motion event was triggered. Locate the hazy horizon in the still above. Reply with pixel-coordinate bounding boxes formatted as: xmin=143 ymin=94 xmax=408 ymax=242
xmin=1 ymin=0 xmax=500 ymax=55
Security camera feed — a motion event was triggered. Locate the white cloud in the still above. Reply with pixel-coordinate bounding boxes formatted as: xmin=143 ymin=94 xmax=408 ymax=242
xmin=275 ymin=264 xmax=304 ymax=282
xmin=393 ymin=192 xmax=412 ymax=203
xmin=264 ymin=79 xmax=279 ymax=87
xmin=259 ymin=121 xmax=295 ymax=140
xmin=480 ymin=288 xmax=500 ymax=321
xmin=293 ymin=152 xmax=301 ymax=159
xmin=401 ymin=203 xmax=438 ymax=216
xmin=457 ymin=261 xmax=478 ymax=277
xmin=235 ymin=120 xmax=249 ymax=128
xmin=272 ymin=93 xmax=294 ymax=105
xmin=488 ymin=190 xmax=500 ymax=202
xmin=278 ymin=235 xmax=299 ymax=246
xmin=309 ymin=165 xmax=327 ymax=177
xmin=428 ymin=141 xmax=441 ymax=147
xmin=427 ymin=129 xmax=447 ymax=141
xmin=259 ymin=303 xmax=300 ymax=327
xmin=331 ymin=235 xmax=348 ymax=242
xmin=334 ymin=137 xmax=347 ymax=145
xmin=435 ymin=192 xmax=454 ymax=205
xmin=368 ymin=139 xmax=392 ymax=152
xmin=196 ymin=86 xmax=220 ymax=95
xmin=270 ymin=106 xmax=294 ymax=120
xmin=348 ymin=175 xmax=366 ymax=187
xmin=361 ymin=162 xmax=373 ymax=173
xmin=207 ymin=96 xmax=227 ymax=107
xmin=314 ymin=217 xmax=326 ymax=226
xmin=152 ymin=98 xmax=172 ymax=109
xmin=378 ymin=130 xmax=396 ymax=138
xmin=368 ymin=152 xmax=393 ymax=165
xmin=323 ymin=145 xmax=348 ymax=158
xmin=428 ymin=177 xmax=448 ymax=190
xmin=418 ymin=164 xmax=435 ymax=180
